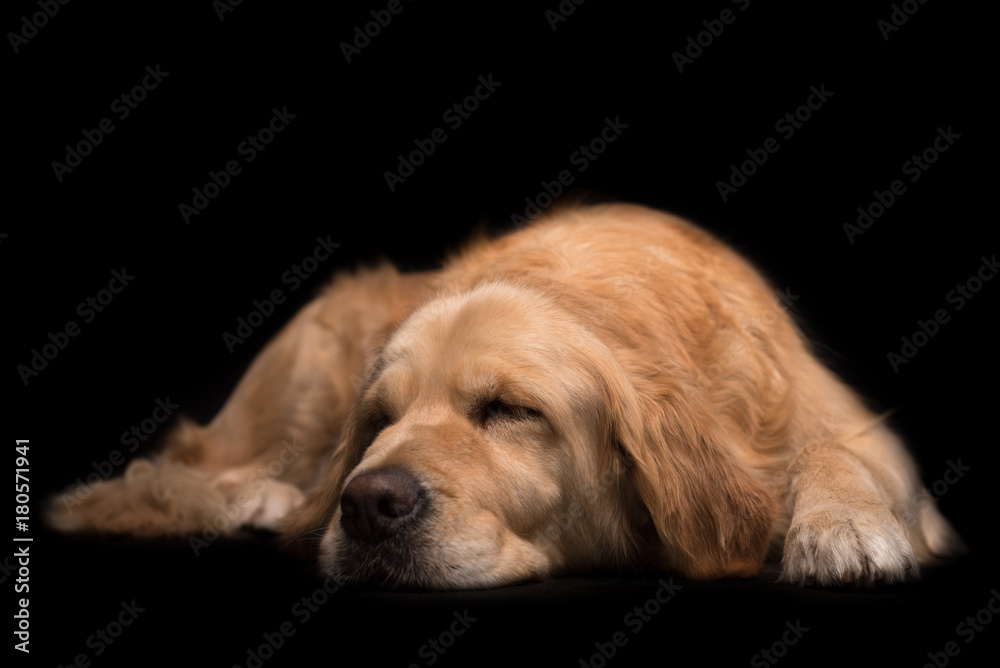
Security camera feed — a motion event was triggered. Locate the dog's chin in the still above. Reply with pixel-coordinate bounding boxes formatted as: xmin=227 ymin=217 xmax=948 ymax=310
xmin=321 ymin=535 xmax=444 ymax=591
xmin=318 ymin=530 xmax=542 ymax=591
xmin=327 ymin=563 xmax=434 ymax=592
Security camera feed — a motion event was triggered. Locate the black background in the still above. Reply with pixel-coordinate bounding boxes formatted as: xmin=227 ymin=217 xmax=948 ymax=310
xmin=6 ymin=1 xmax=997 ymax=666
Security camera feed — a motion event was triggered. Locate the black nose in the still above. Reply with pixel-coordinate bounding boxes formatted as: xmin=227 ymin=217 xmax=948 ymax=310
xmin=340 ymin=467 xmax=425 ymax=542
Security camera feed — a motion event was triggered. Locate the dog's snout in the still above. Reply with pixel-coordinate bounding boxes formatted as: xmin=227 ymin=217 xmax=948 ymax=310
xmin=340 ymin=467 xmax=424 ymax=541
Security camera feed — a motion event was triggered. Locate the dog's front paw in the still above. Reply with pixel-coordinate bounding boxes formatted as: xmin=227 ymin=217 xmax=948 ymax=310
xmin=233 ymin=479 xmax=306 ymax=531
xmin=778 ymin=504 xmax=918 ymax=587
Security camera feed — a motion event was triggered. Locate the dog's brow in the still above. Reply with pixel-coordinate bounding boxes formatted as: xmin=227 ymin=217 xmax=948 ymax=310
xmin=470 ymin=374 xmax=503 ymax=399
xmin=470 ymin=378 xmax=539 ymax=410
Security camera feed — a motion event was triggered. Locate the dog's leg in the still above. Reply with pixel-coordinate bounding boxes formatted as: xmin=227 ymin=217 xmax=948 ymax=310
xmin=47 ymin=265 xmax=434 ymax=538
xmin=778 ymin=438 xmax=920 ymax=586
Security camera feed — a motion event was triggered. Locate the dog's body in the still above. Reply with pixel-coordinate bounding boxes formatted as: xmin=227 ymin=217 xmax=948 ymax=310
xmin=49 ymin=203 xmax=962 ymax=588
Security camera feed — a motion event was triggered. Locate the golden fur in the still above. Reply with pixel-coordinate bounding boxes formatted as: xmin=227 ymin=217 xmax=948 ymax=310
xmin=47 ymin=203 xmax=963 ymax=588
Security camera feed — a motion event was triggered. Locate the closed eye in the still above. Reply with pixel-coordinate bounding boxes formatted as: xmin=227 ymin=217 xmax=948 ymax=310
xmin=476 ymin=399 xmax=542 ymax=426
xmin=370 ymin=412 xmax=393 ymax=435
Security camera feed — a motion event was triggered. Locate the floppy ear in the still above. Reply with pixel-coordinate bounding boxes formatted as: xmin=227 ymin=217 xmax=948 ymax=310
xmin=280 ymin=361 xmax=386 ymax=558
xmin=279 ymin=406 xmax=372 ymax=558
xmin=603 ymin=359 xmax=776 ymax=579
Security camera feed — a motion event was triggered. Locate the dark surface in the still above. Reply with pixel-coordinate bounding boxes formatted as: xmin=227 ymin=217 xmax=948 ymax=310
xmin=30 ymin=531 xmax=1000 ymax=667
xmin=6 ymin=1 xmax=996 ymax=666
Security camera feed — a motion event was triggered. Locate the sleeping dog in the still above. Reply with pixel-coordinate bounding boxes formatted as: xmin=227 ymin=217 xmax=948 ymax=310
xmin=48 ymin=203 xmax=964 ymax=588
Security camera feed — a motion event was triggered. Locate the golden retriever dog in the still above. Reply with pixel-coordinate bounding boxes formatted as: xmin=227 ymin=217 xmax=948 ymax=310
xmin=47 ymin=203 xmax=963 ymax=588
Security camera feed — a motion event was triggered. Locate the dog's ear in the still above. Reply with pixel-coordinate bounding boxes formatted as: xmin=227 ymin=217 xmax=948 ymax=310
xmin=279 ymin=406 xmax=371 ymax=558
xmin=280 ymin=359 xmax=386 ymax=558
xmin=602 ymin=358 xmax=776 ymax=579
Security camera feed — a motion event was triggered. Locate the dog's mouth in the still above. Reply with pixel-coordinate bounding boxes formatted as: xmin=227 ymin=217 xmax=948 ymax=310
xmin=320 ymin=465 xmax=553 ymax=590
xmin=327 ymin=523 xmax=453 ymax=590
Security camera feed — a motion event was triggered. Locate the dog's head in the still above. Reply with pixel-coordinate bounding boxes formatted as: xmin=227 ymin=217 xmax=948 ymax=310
xmin=285 ymin=280 xmax=775 ymax=589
